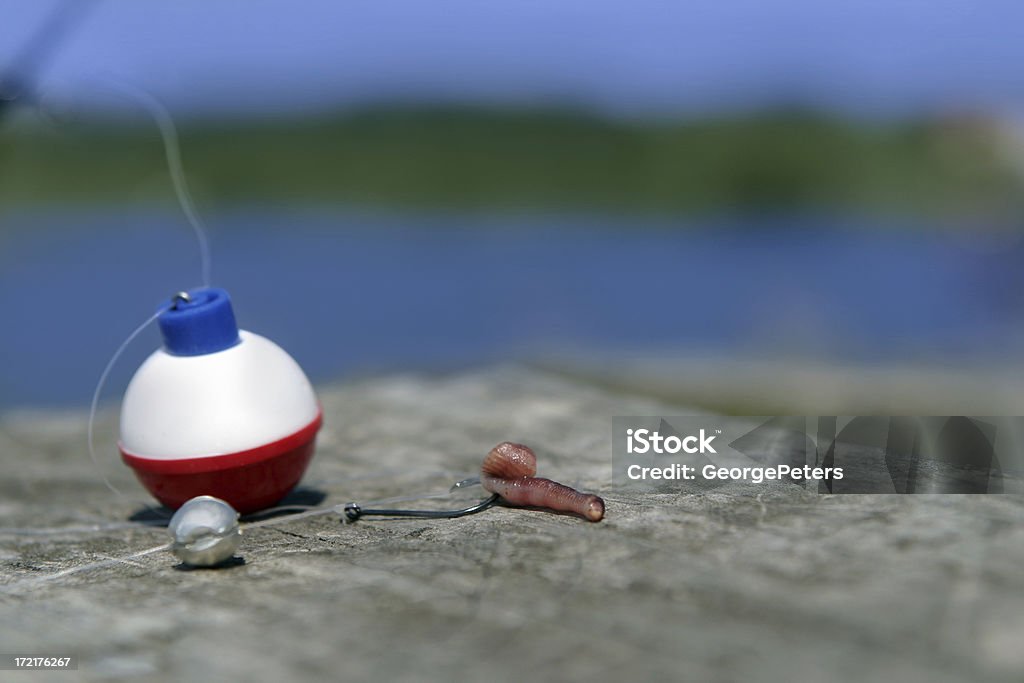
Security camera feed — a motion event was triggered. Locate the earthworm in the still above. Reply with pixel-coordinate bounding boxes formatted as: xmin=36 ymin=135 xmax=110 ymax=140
xmin=480 ymin=442 xmax=605 ymax=522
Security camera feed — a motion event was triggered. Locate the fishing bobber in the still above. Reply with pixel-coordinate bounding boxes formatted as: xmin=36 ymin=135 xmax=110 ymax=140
xmin=119 ymin=288 xmax=321 ymax=514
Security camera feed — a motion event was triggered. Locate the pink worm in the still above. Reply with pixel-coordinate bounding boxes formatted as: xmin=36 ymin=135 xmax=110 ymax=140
xmin=480 ymin=442 xmax=605 ymax=522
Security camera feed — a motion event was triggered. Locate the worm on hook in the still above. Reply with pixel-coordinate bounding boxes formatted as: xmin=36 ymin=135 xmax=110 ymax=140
xmin=480 ymin=442 xmax=605 ymax=522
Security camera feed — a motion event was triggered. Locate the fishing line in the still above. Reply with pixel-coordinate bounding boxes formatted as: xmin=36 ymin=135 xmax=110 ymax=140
xmin=72 ymin=80 xmax=212 ymax=508
xmin=0 ymin=520 xmax=165 ymax=537
xmin=0 ymin=478 xmax=484 ymax=538
xmin=0 ymin=483 xmax=487 ymax=593
xmin=33 ymin=79 xmax=213 ymax=286
xmin=86 ymin=305 xmax=168 ymax=500
xmin=2 ymin=542 xmax=173 ymax=593
xmin=96 ymin=79 xmax=213 ymax=288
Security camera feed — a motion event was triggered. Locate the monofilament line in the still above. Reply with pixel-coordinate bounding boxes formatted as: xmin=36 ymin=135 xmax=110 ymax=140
xmin=87 ymin=307 xmax=168 ymax=497
xmin=99 ymin=79 xmax=213 ymax=288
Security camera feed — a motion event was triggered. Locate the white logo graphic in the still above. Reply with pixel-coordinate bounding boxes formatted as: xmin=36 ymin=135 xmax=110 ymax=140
xmin=626 ymin=428 xmax=717 ymax=455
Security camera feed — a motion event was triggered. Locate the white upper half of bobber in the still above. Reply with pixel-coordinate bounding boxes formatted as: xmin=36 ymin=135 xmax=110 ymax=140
xmin=120 ymin=331 xmax=319 ymax=459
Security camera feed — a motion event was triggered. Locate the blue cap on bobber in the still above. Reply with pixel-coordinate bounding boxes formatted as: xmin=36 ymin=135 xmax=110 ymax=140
xmin=158 ymin=287 xmax=241 ymax=356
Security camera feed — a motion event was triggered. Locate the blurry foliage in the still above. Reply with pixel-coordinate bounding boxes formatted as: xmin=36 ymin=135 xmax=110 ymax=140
xmin=0 ymin=105 xmax=1020 ymax=217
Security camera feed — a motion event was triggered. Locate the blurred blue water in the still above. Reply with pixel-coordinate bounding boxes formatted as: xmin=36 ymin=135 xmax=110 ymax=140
xmin=2 ymin=207 xmax=1023 ymax=411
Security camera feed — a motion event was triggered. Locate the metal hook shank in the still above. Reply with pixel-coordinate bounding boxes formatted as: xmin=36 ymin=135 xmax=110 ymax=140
xmin=343 ymin=494 xmax=500 ymax=523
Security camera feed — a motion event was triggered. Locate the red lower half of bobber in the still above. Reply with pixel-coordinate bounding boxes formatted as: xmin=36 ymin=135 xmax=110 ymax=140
xmin=120 ymin=413 xmax=322 ymax=514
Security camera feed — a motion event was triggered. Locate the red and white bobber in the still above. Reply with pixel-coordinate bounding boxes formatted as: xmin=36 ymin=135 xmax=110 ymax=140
xmin=119 ymin=288 xmax=322 ymax=514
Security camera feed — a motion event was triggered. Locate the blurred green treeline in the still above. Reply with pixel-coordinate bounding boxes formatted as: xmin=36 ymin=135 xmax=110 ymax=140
xmin=1 ymin=106 xmax=1021 ymax=217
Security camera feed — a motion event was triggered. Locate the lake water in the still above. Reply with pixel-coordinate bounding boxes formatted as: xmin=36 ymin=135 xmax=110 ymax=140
xmin=2 ymin=206 xmax=1023 ymax=410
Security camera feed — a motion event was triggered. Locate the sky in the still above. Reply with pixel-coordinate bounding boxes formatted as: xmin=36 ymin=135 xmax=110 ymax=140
xmin=1 ymin=0 xmax=1023 ymax=119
